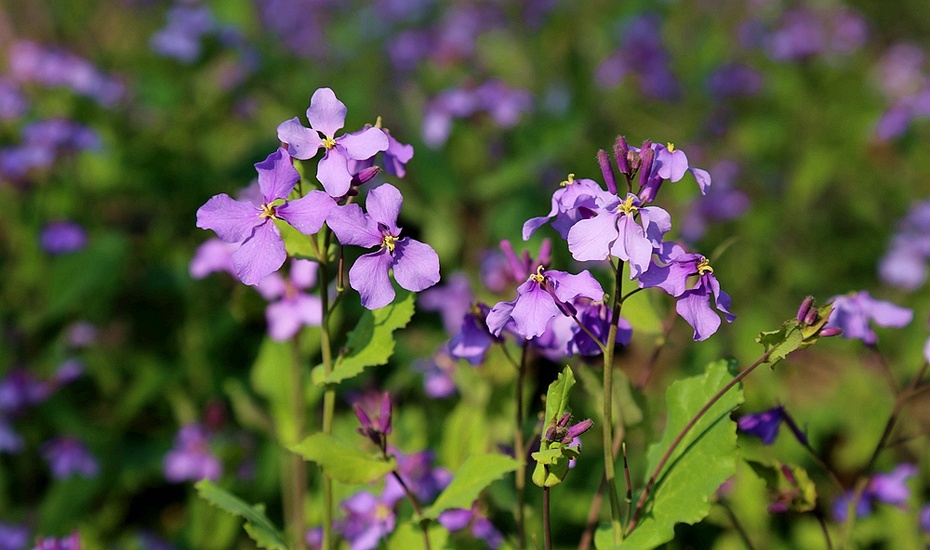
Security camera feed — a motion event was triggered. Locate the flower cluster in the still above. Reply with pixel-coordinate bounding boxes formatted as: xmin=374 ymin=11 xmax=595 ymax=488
xmin=163 ymin=423 xmax=223 ymax=483
xmin=832 ymin=464 xmax=917 ymax=522
xmin=9 ymin=41 xmax=124 ymax=106
xmin=878 ymin=198 xmax=930 ymax=290
xmin=421 ymin=80 xmax=533 ymax=147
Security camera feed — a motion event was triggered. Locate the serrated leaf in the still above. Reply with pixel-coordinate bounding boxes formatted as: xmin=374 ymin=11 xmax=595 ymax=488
xmin=756 ymin=320 xmax=804 ymax=367
xmin=320 ymin=292 xmax=415 ymax=384
xmin=423 ymin=454 xmax=521 ymax=520
xmin=290 ymin=433 xmax=395 ymax=484
xmin=194 ymin=480 xmax=287 ymax=549
xmin=620 ymin=359 xmax=744 ymax=549
xmin=544 ymin=366 xmax=576 ymax=433
xmin=748 ymin=460 xmax=817 ymax=513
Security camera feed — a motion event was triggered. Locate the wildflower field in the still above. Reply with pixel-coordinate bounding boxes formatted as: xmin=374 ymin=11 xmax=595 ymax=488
xmin=3 ymin=1 xmax=930 ymax=549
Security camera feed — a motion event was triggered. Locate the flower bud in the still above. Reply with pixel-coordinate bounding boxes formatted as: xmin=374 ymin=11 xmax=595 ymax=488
xmin=614 ymin=135 xmax=630 ymax=175
xmin=796 ymin=296 xmax=814 ymax=324
xmin=597 ymin=149 xmax=618 ymax=194
xmin=351 ymin=165 xmax=382 ymax=187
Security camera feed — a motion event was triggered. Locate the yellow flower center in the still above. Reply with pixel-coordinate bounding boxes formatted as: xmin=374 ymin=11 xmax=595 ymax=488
xmin=697 ymin=257 xmax=714 ymax=275
xmin=382 ymin=234 xmax=397 ymax=252
xmin=667 ymin=142 xmax=676 ymax=152
xmin=375 ymin=503 xmax=392 ymax=521
xmin=559 ymin=173 xmax=576 ymax=187
xmin=260 ymin=203 xmax=276 ymax=219
xmin=323 ymin=136 xmax=337 ymax=150
xmin=619 ymin=195 xmax=638 ymax=216
xmin=529 ymin=265 xmax=546 ymax=283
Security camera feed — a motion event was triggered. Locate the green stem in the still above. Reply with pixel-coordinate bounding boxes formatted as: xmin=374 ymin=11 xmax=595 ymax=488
xmin=626 ymin=348 xmax=773 ymax=535
xmin=514 ymin=342 xmax=529 ymax=550
xmin=543 ymin=486 xmax=552 ymax=550
xmin=319 ymin=229 xmax=337 ymax=550
xmin=602 ymin=260 xmax=625 ymax=544
xmin=288 ymin=335 xmax=308 ymax=550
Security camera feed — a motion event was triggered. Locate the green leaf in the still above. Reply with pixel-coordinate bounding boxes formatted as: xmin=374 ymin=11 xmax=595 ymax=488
xmin=619 ymin=359 xmax=744 ymax=549
xmin=756 ymin=320 xmax=804 ymax=367
xmin=543 ymin=366 xmax=576 ymax=433
xmin=387 ymin=521 xmax=450 ymax=550
xmin=747 ymin=460 xmax=817 ymax=513
xmin=315 ymin=291 xmax=415 ymax=384
xmin=276 ymin=219 xmax=318 ymax=259
xmin=250 ymin=338 xmax=299 ymax=442
xmin=423 ymin=454 xmax=522 ymax=520
xmin=194 ymin=480 xmax=287 ymax=549
xmin=290 ymin=433 xmax=395 ymax=484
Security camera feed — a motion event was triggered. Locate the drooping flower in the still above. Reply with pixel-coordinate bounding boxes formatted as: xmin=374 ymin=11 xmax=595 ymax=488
xmin=164 ymin=424 xmax=222 ymax=482
xmin=486 ymin=267 xmax=605 ymax=340
xmin=825 ymin=291 xmax=912 ymax=345
xmin=737 ymin=407 xmax=785 ymax=445
xmin=255 ymin=259 xmax=322 ymax=341
xmin=41 ymin=437 xmax=99 ymax=479
xmin=277 ymin=88 xmax=388 ymax=197
xmin=639 ymin=243 xmax=735 ymax=341
xmin=196 ymin=147 xmax=334 ymax=285
xmin=567 ymin=193 xmax=670 ymax=278
xmin=327 ymin=183 xmax=440 ymax=309
xmin=522 ymin=174 xmax=612 ymax=241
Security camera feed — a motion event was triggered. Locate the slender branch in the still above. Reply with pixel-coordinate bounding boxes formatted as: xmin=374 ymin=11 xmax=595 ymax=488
xmin=287 ymin=335 xmax=308 ymax=550
xmin=626 ymin=348 xmax=773 ymax=535
xmin=815 ymin=512 xmax=834 ymax=550
xmin=602 ymin=260 xmax=625 ymax=544
xmin=543 ymin=487 xmax=553 ymax=550
xmin=619 ymin=287 xmax=643 ymax=304
xmin=514 ymin=342 xmax=530 ymax=550
xmin=720 ymin=501 xmax=756 ymax=550
xmin=318 ymin=227 xmax=337 ymax=550
xmin=389 ymin=470 xmax=431 ymax=550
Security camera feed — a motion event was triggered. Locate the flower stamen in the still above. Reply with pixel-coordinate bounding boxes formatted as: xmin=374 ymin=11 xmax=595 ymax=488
xmin=323 ymin=136 xmax=337 ymax=149
xmin=259 ymin=203 xmax=276 ymax=219
xmin=381 ymin=234 xmax=398 ymax=252
xmin=530 ymin=265 xmax=546 ymax=283
xmin=560 ymin=173 xmax=576 ymax=187
xmin=697 ymin=257 xmax=714 ymax=275
xmin=619 ymin=195 xmax=638 ymax=216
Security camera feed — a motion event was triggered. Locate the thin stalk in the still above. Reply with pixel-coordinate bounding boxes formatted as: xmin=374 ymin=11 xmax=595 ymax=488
xmin=514 ymin=342 xmax=530 ymax=550
xmin=602 ymin=260 xmax=625 ymax=544
xmin=319 ymin=229 xmax=337 ymax=550
xmin=626 ymin=348 xmax=773 ymax=535
xmin=577 ymin=414 xmax=624 ymax=550
xmin=287 ymin=335 xmax=308 ymax=550
xmin=815 ymin=513 xmax=834 ymax=550
xmin=720 ymin=501 xmax=756 ymax=550
xmin=543 ymin=487 xmax=553 ymax=550
xmin=389 ymin=470 xmax=431 ymax=550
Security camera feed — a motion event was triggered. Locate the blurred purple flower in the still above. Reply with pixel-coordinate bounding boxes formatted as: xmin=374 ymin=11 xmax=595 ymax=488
xmin=40 ymin=221 xmax=87 ymax=255
xmin=422 ymin=80 xmax=532 ymax=148
xmin=305 ymin=527 xmax=323 ymax=550
xmin=874 ymin=43 xmax=926 ymax=100
xmin=833 ymin=464 xmax=918 ymax=522
xmin=706 ymin=63 xmax=763 ymax=99
xmin=0 ymin=78 xmax=27 ymax=120
xmin=737 ymin=406 xmax=784 ymax=445
xmin=596 ymin=15 xmax=680 ymax=101
xmin=486 ymin=267 xmax=604 ymax=340
xmin=150 ymin=4 xmax=216 ymax=63
xmin=878 ymin=199 xmax=930 ymax=290
xmin=383 ymin=449 xmax=451 ymax=505
xmin=766 ymin=10 xmax=827 ymax=61
xmin=189 ymin=238 xmax=238 ymax=280
xmin=449 ymin=304 xmax=496 ymax=365
xmin=418 ymin=273 xmax=474 ymax=335
xmin=255 ymin=259 xmax=322 ymax=341
xmin=680 ymin=160 xmax=750 ymax=242
xmin=825 ymin=291 xmax=912 ymax=345
xmin=327 ymin=183 xmax=440 ymax=309
xmin=920 ymin=504 xmax=930 ymax=533
xmin=196 ymin=147 xmax=334 ymax=285
xmin=0 ymin=368 xmax=51 ymax=415
xmin=164 ymin=424 xmax=222 ymax=482
xmin=0 ymin=418 xmax=24 ymax=454
xmin=66 ymin=322 xmax=98 ymax=348
xmin=277 ymin=88 xmax=388 ymax=197
xmin=256 ymin=0 xmax=332 ymax=59
xmin=9 ymin=41 xmax=124 ymax=106
xmin=32 ymin=532 xmax=82 ymax=550
xmin=0 ymin=523 xmax=29 ymax=550
xmin=438 ymin=505 xmax=504 ymax=548
xmin=335 ymin=490 xmax=396 ymax=550
xmin=41 ymin=437 xmax=99 ymax=479
xmin=413 ymin=347 xmax=457 ymax=398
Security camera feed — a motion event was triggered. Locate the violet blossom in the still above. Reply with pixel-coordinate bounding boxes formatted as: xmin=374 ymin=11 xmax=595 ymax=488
xmin=40 ymin=221 xmax=87 ymax=255
xmin=832 ymin=463 xmax=918 ymax=522
xmin=438 ymin=505 xmax=504 ymax=548
xmin=41 ymin=437 xmax=99 ymax=479
xmin=277 ymin=88 xmax=388 ymax=197
xmin=566 ymin=300 xmax=632 ymax=356
xmin=522 ymin=174 xmax=612 ymax=241
xmin=383 ymin=449 xmax=452 ymax=505
xmin=421 ymin=80 xmax=532 ymax=147
xmin=418 ymin=273 xmax=474 ymax=335
xmin=878 ymin=198 xmax=930 ymax=290
xmin=150 ymin=4 xmax=216 ymax=63
xmin=327 ymin=183 xmax=440 ymax=309
xmin=680 ymin=160 xmax=749 ymax=242
xmin=9 ymin=41 xmax=124 ymax=106
xmin=196 ymin=147 xmax=334 ymax=285
xmin=639 ymin=243 xmax=735 ymax=341
xmin=0 ymin=418 xmax=24 ymax=454
xmin=335 ymin=490 xmax=398 ymax=550
xmin=413 ymin=346 xmax=457 ymax=398
xmin=32 ymin=532 xmax=82 ymax=550
xmin=0 ymin=523 xmax=29 ymax=550
xmin=255 ymin=259 xmax=322 ymax=341
xmin=486 ymin=267 xmax=605 ymax=340
xmin=448 ymin=304 xmax=496 ymax=365
xmin=189 ymin=238 xmax=238 ymax=280
xmin=596 ymin=15 xmax=680 ymax=101
xmin=164 ymin=423 xmax=222 ymax=482
xmin=825 ymin=291 xmax=912 ymax=345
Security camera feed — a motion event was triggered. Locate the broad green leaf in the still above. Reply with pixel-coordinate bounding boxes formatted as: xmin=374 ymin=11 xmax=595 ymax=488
xmin=619 ymin=359 xmax=744 ymax=549
xmin=756 ymin=321 xmax=804 ymax=367
xmin=315 ymin=292 xmax=415 ymax=384
xmin=423 ymin=454 xmax=522 ymax=520
xmin=194 ymin=480 xmax=287 ymax=549
xmin=387 ymin=521 xmax=450 ymax=550
xmin=290 ymin=433 xmax=395 ymax=484
xmin=543 ymin=366 xmax=576 ymax=433
xmin=251 ymin=338 xmax=299 ymax=442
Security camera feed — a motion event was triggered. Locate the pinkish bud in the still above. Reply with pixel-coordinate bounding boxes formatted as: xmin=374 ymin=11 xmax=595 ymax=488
xmin=819 ymin=327 xmax=843 ymax=337
xmin=638 ymin=146 xmax=655 ymax=188
xmin=797 ymin=296 xmax=814 ymax=324
xmin=597 ymin=149 xmax=618 ymax=194
xmin=351 ymin=165 xmax=382 ymax=187
xmin=614 ymin=135 xmax=630 ymax=174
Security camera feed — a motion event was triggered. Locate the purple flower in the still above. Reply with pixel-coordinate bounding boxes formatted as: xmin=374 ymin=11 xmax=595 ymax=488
xmin=633 ymin=142 xmax=712 ymax=203
xmin=164 ymin=424 xmax=222 ymax=482
xmin=0 ymin=368 xmax=51 ymax=415
xmin=150 ymin=5 xmax=216 ymax=63
xmin=878 ymin=198 xmax=930 ymax=290
xmin=189 ymin=238 xmax=238 ymax=280
xmin=522 ymin=174 xmax=612 ymax=241
xmin=413 ymin=347 xmax=457 ymax=398
xmin=40 ymin=221 xmax=87 ymax=255
xmin=833 ymin=464 xmax=918 ymax=522
xmin=438 ymin=506 xmax=504 ymax=548
xmin=0 ymin=78 xmax=27 ymax=120
xmin=41 ymin=437 xmax=99 ymax=479
xmin=255 ymin=259 xmax=322 ymax=341
xmin=737 ymin=407 xmax=784 ymax=445
xmin=305 ymin=527 xmax=323 ymax=550
xmin=596 ymin=15 xmax=680 ymax=101
xmin=383 ymin=449 xmax=452 ymax=505
xmin=327 ymin=183 xmax=440 ymax=309
xmin=418 ymin=273 xmax=474 ymax=335
xmin=421 ymin=81 xmax=532 ymax=147
xmin=277 ymin=88 xmax=388 ymax=197
xmin=335 ymin=490 xmax=397 ymax=550
xmin=486 ymin=267 xmax=605 ymax=340
xmin=825 ymin=291 xmax=912 ymax=345
xmin=920 ymin=504 xmax=930 ymax=533
xmin=639 ymin=243 xmax=735 ymax=341
xmin=32 ymin=532 xmax=82 ymax=550
xmin=567 ymin=300 xmax=632 ymax=356
xmin=680 ymin=161 xmax=749 ymax=241
xmin=349 ymin=124 xmax=415 ymax=179
xmin=706 ymin=63 xmax=763 ymax=99
xmin=0 ymin=523 xmax=29 ymax=550
xmin=0 ymin=418 xmax=24 ymax=454
xmin=66 ymin=322 xmax=97 ymax=348
xmin=567 ymin=193 xmax=671 ymax=278
xmin=10 ymin=41 xmax=124 ymax=106
xmin=353 ymin=392 xmax=392 ymax=449
xmin=448 ymin=304 xmax=496 ymax=365
xmin=196 ymin=147 xmax=334 ymax=285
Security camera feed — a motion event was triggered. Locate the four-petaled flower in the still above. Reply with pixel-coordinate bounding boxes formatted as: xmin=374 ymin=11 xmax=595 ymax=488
xmin=196 ymin=147 xmax=334 ymax=285
xmin=825 ymin=291 xmax=913 ymax=345
xmin=255 ymin=259 xmax=323 ymax=341
xmin=328 ymin=183 xmax=441 ymax=309
xmin=277 ymin=87 xmax=389 ymax=197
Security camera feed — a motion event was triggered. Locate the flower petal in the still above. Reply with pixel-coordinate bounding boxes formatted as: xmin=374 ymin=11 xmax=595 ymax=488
xmin=567 ymin=210 xmax=619 ymax=262
xmin=276 ymin=117 xmax=322 ymax=160
xmin=339 ymin=127 xmax=389 ymax=161
xmin=266 ymin=299 xmax=302 ymax=341
xmin=307 ymin=87 xmax=346 ymax=138
xmin=366 ymin=184 xmax=403 ymax=233
xmin=317 ymin=149 xmax=353 ymax=197
xmin=196 ymin=193 xmax=261 ymax=243
xmin=255 ymin=148 xmax=300 ymax=203
xmin=277 ymin=190 xmax=334 ymax=235
xmin=232 ymin=221 xmax=286 ymax=285
xmin=676 ymin=285 xmax=721 ymax=341
xmin=611 ymin=215 xmax=654 ymax=278
xmin=392 ymin=238 xmax=440 ymax=292
xmin=255 ymin=271 xmax=287 ymax=300
xmin=690 ymin=167 xmax=712 ymax=194
xmin=657 ymin=147 xmax=689 ymax=182
xmin=327 ymin=203 xmax=382 ymax=247
xmin=511 ymin=283 xmax=561 ymax=339
xmin=349 ymin=250 xmax=396 ymax=309
xmin=548 ymin=270 xmax=605 ymax=303
xmin=486 ymin=299 xmax=516 ymax=337
xmin=290 ymin=259 xmax=318 ymax=290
